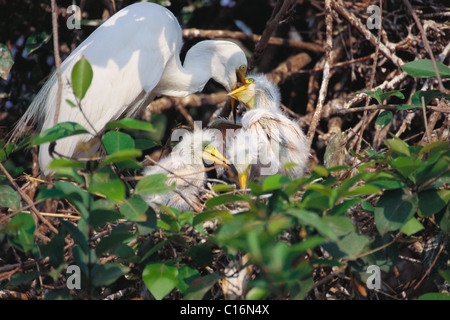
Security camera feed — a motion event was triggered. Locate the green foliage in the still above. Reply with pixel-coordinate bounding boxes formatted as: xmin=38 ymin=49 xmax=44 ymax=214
xmin=71 ymin=56 xmax=93 ymax=100
xmin=0 ymin=43 xmax=14 ymax=80
xmin=1 ymin=56 xmax=448 ymax=301
xmin=401 ymin=59 xmax=450 ymax=78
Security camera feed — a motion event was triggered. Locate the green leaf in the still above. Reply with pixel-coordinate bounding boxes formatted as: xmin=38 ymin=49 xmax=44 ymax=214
xmin=25 ymin=32 xmax=51 ymax=55
xmin=120 ymin=195 xmax=149 ymax=222
xmin=390 ymin=156 xmax=421 ymax=179
xmin=95 ymin=228 xmax=134 ymax=256
xmin=375 ymin=111 xmax=393 ymax=128
xmin=322 ymin=232 xmax=371 ymax=260
xmin=7 ymin=212 xmax=36 ymax=253
xmin=176 ymin=266 xmax=201 ymax=294
xmin=61 ymin=220 xmax=89 ymax=254
xmin=402 ymin=59 xmax=450 ymax=78
xmin=411 ymin=90 xmax=450 ymax=108
xmin=362 ymin=88 xmax=404 ymax=104
xmin=0 ymin=185 xmax=21 ymax=210
xmin=101 ymin=131 xmax=135 ymax=155
xmin=71 ymin=56 xmax=93 ymax=100
xmin=193 ymin=210 xmax=233 ymax=226
xmin=418 ymin=189 xmax=450 ymax=217
xmin=90 ymin=199 xmax=123 ymax=229
xmin=100 ymin=149 xmax=142 ymax=167
xmin=0 ymin=43 xmax=14 ymax=80
xmin=374 ymin=188 xmax=418 ymax=235
xmin=183 ymin=275 xmax=219 ymax=300
xmin=135 ymin=174 xmax=173 ymax=196
xmin=32 ymin=122 xmax=90 ymax=146
xmin=288 ymin=209 xmax=338 ymax=241
xmin=400 ymin=218 xmax=424 ymax=236
xmin=142 ymin=263 xmax=179 ymax=300
xmin=91 ymin=263 xmax=130 ymax=287
xmin=212 ymin=184 xmax=236 ymax=192
xmin=105 ymin=118 xmax=154 ymax=132
xmin=135 ymin=139 xmax=157 ymax=151
xmin=205 ymin=194 xmax=247 ymax=208
xmin=418 ymin=293 xmax=450 ymax=300
xmin=262 ymin=174 xmax=291 ymax=191
xmin=87 ymin=167 xmax=125 ymax=203
xmin=385 ymin=138 xmax=410 ymax=157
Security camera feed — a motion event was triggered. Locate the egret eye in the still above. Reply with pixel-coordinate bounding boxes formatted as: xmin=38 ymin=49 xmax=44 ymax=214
xmin=245 ymin=78 xmax=255 ymax=84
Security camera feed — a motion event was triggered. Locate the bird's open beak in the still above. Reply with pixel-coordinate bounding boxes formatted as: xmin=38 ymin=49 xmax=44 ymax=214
xmin=227 ymin=81 xmax=256 ymax=109
xmin=230 ymin=67 xmax=248 ymax=123
xmin=202 ymin=144 xmax=230 ymax=169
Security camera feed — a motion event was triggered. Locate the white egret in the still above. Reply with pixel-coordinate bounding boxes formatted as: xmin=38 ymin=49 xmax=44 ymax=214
xmin=227 ymin=74 xmax=310 ymax=188
xmin=143 ymin=129 xmax=229 ymax=212
xmin=11 ymin=2 xmax=247 ymax=176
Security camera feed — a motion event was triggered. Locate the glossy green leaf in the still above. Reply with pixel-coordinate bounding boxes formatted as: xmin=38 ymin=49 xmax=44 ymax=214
xmin=88 ymin=167 xmax=125 ymax=203
xmin=262 ymin=174 xmax=291 ymax=191
xmin=0 ymin=43 xmax=14 ymax=80
xmin=0 ymin=185 xmax=21 ymax=210
xmin=71 ymin=56 xmax=93 ymax=100
xmin=418 ymin=189 xmax=450 ymax=217
xmin=288 ymin=209 xmax=338 ymax=241
xmin=183 ymin=275 xmax=219 ymax=300
xmin=135 ymin=174 xmax=173 ymax=196
xmin=100 ymin=149 xmax=142 ymax=167
xmin=105 ymin=118 xmax=154 ymax=132
xmin=418 ymin=293 xmax=450 ymax=300
xmin=375 ymin=111 xmax=393 ymax=128
xmin=91 ymin=263 xmax=130 ymax=287
xmin=400 ymin=218 xmax=424 ymax=236
xmin=205 ymin=194 xmax=247 ymax=208
xmin=385 ymin=138 xmax=410 ymax=157
xmin=120 ymin=195 xmax=149 ymax=222
xmin=7 ymin=212 xmax=36 ymax=253
xmin=374 ymin=188 xmax=418 ymax=235
xmin=402 ymin=59 xmax=450 ymax=78
xmin=193 ymin=210 xmax=233 ymax=226
xmin=32 ymin=122 xmax=90 ymax=146
xmin=142 ymin=263 xmax=178 ymax=300
xmin=101 ymin=131 xmax=135 ymax=155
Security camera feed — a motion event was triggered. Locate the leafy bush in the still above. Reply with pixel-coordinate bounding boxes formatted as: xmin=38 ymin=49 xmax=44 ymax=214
xmin=0 ymin=57 xmax=449 ymax=300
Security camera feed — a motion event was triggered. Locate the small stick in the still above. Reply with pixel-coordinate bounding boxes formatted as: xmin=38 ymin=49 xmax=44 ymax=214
xmin=0 ymin=162 xmax=58 ymax=236
xmin=307 ymin=0 xmax=333 ymax=146
xmin=248 ymin=0 xmax=297 ymax=71
xmin=50 ymin=0 xmax=63 ymax=127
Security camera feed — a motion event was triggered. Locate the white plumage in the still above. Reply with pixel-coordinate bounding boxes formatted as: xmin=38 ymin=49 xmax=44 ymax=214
xmin=227 ymin=74 xmax=310 ymax=187
xmin=11 ymin=2 xmax=247 ymax=176
xmin=143 ymin=129 xmax=227 ymax=211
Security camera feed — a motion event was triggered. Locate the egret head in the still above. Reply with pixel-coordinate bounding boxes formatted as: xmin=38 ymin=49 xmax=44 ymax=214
xmin=172 ymin=130 xmax=232 ymax=170
xmin=227 ymin=74 xmax=281 ymax=111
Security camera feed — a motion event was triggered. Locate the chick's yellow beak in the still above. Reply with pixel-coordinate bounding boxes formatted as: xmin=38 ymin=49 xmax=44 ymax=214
xmin=238 ymin=164 xmax=251 ymax=189
xmin=227 ymin=81 xmax=256 ymax=109
xmin=202 ymin=144 xmax=230 ymax=169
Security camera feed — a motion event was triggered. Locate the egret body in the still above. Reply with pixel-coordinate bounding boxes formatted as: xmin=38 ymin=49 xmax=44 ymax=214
xmin=143 ymin=129 xmax=228 ymax=211
xmin=11 ymin=2 xmax=247 ymax=175
xmin=227 ymin=74 xmax=310 ymax=187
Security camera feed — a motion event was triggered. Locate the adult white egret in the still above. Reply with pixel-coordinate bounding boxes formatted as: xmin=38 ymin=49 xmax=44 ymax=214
xmin=143 ymin=129 xmax=229 ymax=212
xmin=227 ymin=74 xmax=310 ymax=188
xmin=11 ymin=2 xmax=247 ymax=176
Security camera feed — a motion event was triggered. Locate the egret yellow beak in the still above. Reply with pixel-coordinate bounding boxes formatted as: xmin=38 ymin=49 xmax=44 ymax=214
xmin=202 ymin=144 xmax=230 ymax=169
xmin=238 ymin=164 xmax=251 ymax=189
xmin=227 ymin=78 xmax=256 ymax=109
xmin=230 ymin=66 xmax=248 ymax=123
